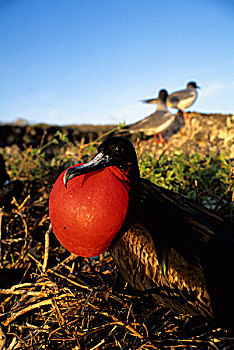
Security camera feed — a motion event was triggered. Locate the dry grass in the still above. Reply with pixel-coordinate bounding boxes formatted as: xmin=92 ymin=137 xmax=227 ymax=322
xmin=0 ymin=132 xmax=233 ymax=349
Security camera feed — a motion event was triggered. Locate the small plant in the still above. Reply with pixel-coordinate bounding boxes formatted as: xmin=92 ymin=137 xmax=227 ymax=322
xmin=138 ymin=151 xmax=233 ymax=218
xmin=0 ymin=130 xmax=233 ymax=349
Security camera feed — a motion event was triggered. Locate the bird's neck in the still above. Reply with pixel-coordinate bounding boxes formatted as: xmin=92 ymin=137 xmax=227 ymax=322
xmin=188 ymin=87 xmax=196 ymax=91
xmin=106 ymin=163 xmax=140 ymax=193
xmin=156 ymin=100 xmax=168 ymax=111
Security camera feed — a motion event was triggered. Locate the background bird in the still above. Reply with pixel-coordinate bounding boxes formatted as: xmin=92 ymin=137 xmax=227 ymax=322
xmin=124 ymin=89 xmax=173 ymax=143
xmin=0 ymin=154 xmax=23 ymax=208
xmin=166 ymin=81 xmax=200 ymax=120
xmin=142 ymin=81 xmax=200 ymax=121
xmin=51 ymin=137 xmax=234 ymax=330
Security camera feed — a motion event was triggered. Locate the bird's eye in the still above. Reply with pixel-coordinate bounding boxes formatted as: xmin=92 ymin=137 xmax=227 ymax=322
xmin=115 ymin=146 xmax=123 ymax=154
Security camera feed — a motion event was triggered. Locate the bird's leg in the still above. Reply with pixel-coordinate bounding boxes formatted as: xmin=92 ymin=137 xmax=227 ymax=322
xmin=154 ymin=133 xmax=167 ymax=145
xmin=182 ymin=110 xmax=187 ymax=121
xmin=158 ymin=132 xmax=165 ymax=144
xmin=154 ymin=134 xmax=159 ymax=144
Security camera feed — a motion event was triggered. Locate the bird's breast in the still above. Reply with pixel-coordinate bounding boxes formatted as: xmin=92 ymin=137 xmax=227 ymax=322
xmin=111 ymin=222 xmax=213 ymax=318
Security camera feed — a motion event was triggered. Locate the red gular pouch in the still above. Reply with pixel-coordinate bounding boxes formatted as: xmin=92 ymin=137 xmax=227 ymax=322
xmin=49 ymin=164 xmax=130 ymax=257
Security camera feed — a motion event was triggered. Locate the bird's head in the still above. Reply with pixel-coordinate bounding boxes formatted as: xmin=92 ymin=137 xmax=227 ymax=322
xmin=187 ymin=81 xmax=200 ymax=89
xmin=158 ymin=89 xmax=168 ymax=103
xmin=50 ymin=137 xmax=139 ymax=257
xmin=63 ymin=137 xmax=140 ymax=189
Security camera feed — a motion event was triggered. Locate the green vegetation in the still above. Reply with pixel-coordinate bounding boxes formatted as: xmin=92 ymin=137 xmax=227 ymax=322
xmin=6 ymin=130 xmax=234 ymax=220
xmin=0 ymin=131 xmax=233 ymax=349
xmin=138 ymin=151 xmax=233 ymax=218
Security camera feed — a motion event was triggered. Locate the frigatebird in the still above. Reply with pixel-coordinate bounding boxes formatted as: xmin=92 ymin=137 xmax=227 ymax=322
xmin=50 ymin=137 xmax=234 ymax=328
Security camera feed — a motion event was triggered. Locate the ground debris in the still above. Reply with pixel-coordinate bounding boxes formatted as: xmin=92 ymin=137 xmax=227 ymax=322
xmin=0 ymin=131 xmax=233 ymax=349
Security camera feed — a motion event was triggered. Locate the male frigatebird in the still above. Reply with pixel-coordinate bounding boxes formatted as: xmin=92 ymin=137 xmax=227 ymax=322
xmin=49 ymin=137 xmax=234 ymax=328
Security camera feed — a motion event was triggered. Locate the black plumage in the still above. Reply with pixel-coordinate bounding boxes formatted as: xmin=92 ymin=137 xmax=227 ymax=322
xmin=63 ymin=137 xmax=234 ymax=328
xmin=0 ymin=154 xmax=23 ymax=208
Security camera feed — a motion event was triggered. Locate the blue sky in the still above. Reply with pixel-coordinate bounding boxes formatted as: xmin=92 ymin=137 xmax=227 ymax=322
xmin=0 ymin=0 xmax=234 ymax=125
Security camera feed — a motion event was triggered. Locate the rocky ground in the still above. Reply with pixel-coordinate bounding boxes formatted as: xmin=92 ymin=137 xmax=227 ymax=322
xmin=0 ymin=122 xmax=113 ymax=149
xmin=0 ymin=113 xmax=233 ymax=349
xmin=133 ymin=112 xmax=234 ymax=159
xmin=0 ymin=112 xmax=234 ymax=158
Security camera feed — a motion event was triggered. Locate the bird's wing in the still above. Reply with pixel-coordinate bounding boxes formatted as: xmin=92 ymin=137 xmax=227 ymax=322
xmin=167 ymin=90 xmax=194 ymax=107
xmin=138 ymin=178 xmax=234 ymax=271
xmin=129 ymin=114 xmax=152 ymax=129
xmin=129 ymin=111 xmax=171 ymax=131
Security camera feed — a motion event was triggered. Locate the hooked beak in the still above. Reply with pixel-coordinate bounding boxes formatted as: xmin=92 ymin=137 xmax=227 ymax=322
xmin=63 ymin=152 xmax=112 ymax=188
